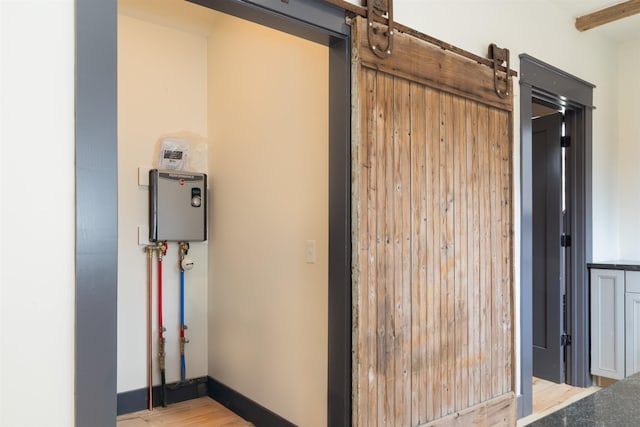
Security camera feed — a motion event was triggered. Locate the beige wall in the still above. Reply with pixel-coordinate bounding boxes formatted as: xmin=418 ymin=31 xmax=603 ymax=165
xmin=117 ymin=13 xmax=209 ymax=392
xmin=207 ymin=13 xmax=329 ymax=427
xmin=117 ymin=4 xmax=329 ymax=425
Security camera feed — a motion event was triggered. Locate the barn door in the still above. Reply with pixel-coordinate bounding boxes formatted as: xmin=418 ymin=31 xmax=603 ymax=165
xmin=351 ymin=16 xmax=515 ymax=427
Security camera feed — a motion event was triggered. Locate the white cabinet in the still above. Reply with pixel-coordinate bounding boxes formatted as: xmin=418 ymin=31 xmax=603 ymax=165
xmin=591 ymin=268 xmax=640 ymax=380
xmin=590 ymin=268 xmax=625 ymax=379
xmin=625 ymin=272 xmax=640 ymax=377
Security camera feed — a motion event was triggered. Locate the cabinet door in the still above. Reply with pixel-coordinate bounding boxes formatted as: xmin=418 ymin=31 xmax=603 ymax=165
xmin=626 ymin=292 xmax=640 ymax=377
xmin=590 ymin=269 xmax=625 ymax=379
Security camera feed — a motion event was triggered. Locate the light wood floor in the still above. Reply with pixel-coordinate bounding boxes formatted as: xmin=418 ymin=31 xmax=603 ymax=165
xmin=118 ymin=379 xmax=598 ymax=427
xmin=117 ymin=397 xmax=253 ymax=427
xmin=517 ymin=377 xmax=601 ymax=426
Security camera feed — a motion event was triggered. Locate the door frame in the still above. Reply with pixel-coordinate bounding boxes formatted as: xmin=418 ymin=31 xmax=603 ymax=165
xmin=75 ymin=0 xmax=352 ymax=425
xmin=518 ymin=54 xmax=594 ymax=418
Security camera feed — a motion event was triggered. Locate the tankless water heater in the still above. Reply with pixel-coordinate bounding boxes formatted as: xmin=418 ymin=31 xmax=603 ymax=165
xmin=149 ymin=169 xmax=207 ymax=242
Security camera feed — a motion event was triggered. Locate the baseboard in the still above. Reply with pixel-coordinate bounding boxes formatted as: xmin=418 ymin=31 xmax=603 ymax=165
xmin=117 ymin=376 xmax=208 ymax=415
xmin=207 ymin=376 xmax=297 ymax=427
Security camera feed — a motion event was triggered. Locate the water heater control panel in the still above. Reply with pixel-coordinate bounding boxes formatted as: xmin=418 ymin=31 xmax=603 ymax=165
xmin=149 ymin=169 xmax=207 ymax=242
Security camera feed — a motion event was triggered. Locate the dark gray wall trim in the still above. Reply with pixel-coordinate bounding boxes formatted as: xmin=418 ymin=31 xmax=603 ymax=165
xmin=519 ymin=82 xmax=534 ymax=419
xmin=519 ymin=54 xmax=594 ymax=418
xmin=565 ymin=109 xmax=593 ymax=387
xmin=207 ymin=377 xmax=297 ymax=427
xmin=520 ymin=54 xmax=595 ymax=108
xmin=328 ymin=36 xmax=352 ymax=427
xmin=188 ymin=0 xmax=349 ymax=44
xmin=75 ymin=0 xmax=118 ymax=426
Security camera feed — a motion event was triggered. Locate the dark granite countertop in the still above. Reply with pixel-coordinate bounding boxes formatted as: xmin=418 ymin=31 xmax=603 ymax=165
xmin=588 ymin=260 xmax=640 ymax=271
xmin=528 ymin=373 xmax=640 ymax=426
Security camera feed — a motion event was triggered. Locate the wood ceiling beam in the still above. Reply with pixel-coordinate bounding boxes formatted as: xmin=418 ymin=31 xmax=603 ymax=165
xmin=575 ymin=0 xmax=640 ymax=31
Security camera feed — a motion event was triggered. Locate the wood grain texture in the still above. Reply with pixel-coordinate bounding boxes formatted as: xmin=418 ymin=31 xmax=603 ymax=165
xmin=354 ymin=19 xmax=513 ymax=111
xmin=516 ymin=378 xmax=601 ymax=426
xmin=321 ymin=0 xmax=517 ymax=77
xmin=352 ymin=16 xmax=514 ymax=426
xmin=116 ymin=397 xmax=252 ymax=427
xmin=421 ymin=393 xmax=517 ymax=427
xmin=575 ymin=0 xmax=640 ymax=31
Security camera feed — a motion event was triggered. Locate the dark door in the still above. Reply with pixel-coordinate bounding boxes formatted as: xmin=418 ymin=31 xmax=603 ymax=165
xmin=532 ymin=112 xmax=564 ymax=383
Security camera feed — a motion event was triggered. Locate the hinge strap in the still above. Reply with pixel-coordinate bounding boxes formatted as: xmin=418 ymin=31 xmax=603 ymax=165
xmin=488 ymin=43 xmax=510 ymax=98
xmin=367 ymin=0 xmax=394 ymax=59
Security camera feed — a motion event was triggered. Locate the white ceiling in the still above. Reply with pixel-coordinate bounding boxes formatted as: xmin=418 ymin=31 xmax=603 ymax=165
xmin=550 ymin=0 xmax=640 ymax=42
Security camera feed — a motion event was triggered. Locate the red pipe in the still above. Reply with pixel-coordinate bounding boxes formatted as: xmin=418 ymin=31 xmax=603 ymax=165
xmin=158 ymin=256 xmax=163 ymax=341
xmin=146 ymin=246 xmax=153 ymax=411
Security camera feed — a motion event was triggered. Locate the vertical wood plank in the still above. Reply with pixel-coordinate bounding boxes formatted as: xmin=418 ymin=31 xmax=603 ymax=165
xmin=440 ymin=92 xmax=456 ymax=416
xmin=410 ymin=83 xmax=428 ymax=426
xmin=375 ymin=71 xmax=394 ymax=426
xmin=428 ymin=87 xmax=442 ymax=422
xmin=453 ymin=95 xmax=469 ymax=412
xmin=453 ymin=94 xmax=462 ymax=412
xmin=489 ymin=107 xmax=504 ymax=398
xmin=354 ymin=63 xmax=366 ymax=427
xmin=392 ymin=77 xmax=412 ymax=427
xmin=352 ymin=26 xmax=363 ymax=426
xmin=362 ymin=67 xmax=379 ymax=427
xmin=477 ymin=103 xmax=492 ymax=403
xmin=466 ymin=101 xmax=482 ymax=406
xmin=500 ymin=110 xmax=514 ymax=394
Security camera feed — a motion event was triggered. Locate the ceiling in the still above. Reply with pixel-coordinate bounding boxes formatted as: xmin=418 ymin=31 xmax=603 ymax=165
xmin=119 ymin=0 xmax=640 ymax=43
xmin=550 ymin=0 xmax=640 ymax=42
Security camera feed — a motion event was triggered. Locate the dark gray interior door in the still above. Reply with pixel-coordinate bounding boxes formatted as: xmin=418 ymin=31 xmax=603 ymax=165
xmin=532 ymin=111 xmax=564 ymax=383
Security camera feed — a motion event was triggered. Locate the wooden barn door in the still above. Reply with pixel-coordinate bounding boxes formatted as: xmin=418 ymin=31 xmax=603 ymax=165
xmin=351 ymin=16 xmax=515 ymax=427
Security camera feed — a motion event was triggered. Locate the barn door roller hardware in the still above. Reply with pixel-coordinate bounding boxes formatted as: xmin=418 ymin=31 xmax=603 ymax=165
xmin=489 ymin=43 xmax=510 ymax=98
xmin=367 ymin=0 xmax=394 ymax=58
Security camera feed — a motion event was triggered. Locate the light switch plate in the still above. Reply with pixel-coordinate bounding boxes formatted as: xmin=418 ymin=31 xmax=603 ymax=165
xmin=306 ymin=240 xmax=317 ymax=264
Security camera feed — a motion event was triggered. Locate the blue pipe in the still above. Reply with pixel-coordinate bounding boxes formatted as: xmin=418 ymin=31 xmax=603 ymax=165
xmin=180 ymin=269 xmax=186 ymax=382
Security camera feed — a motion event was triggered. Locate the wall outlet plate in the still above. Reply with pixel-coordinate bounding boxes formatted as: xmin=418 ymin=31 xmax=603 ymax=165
xmin=138 ymin=167 xmax=151 ymax=186
xmin=138 ymin=225 xmax=150 ymax=246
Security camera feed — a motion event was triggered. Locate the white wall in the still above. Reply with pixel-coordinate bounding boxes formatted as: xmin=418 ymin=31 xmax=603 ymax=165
xmin=207 ymin=13 xmax=329 ymax=427
xmin=617 ymin=39 xmax=640 ymax=259
xmin=0 ymin=1 xmax=75 ymax=425
xmin=117 ymin=14 xmax=209 ymax=392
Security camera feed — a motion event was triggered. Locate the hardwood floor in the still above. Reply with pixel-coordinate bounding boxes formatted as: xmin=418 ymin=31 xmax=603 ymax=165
xmin=117 ymin=397 xmax=252 ymax=427
xmin=117 ymin=378 xmax=599 ymax=427
xmin=517 ymin=377 xmax=601 ymax=426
